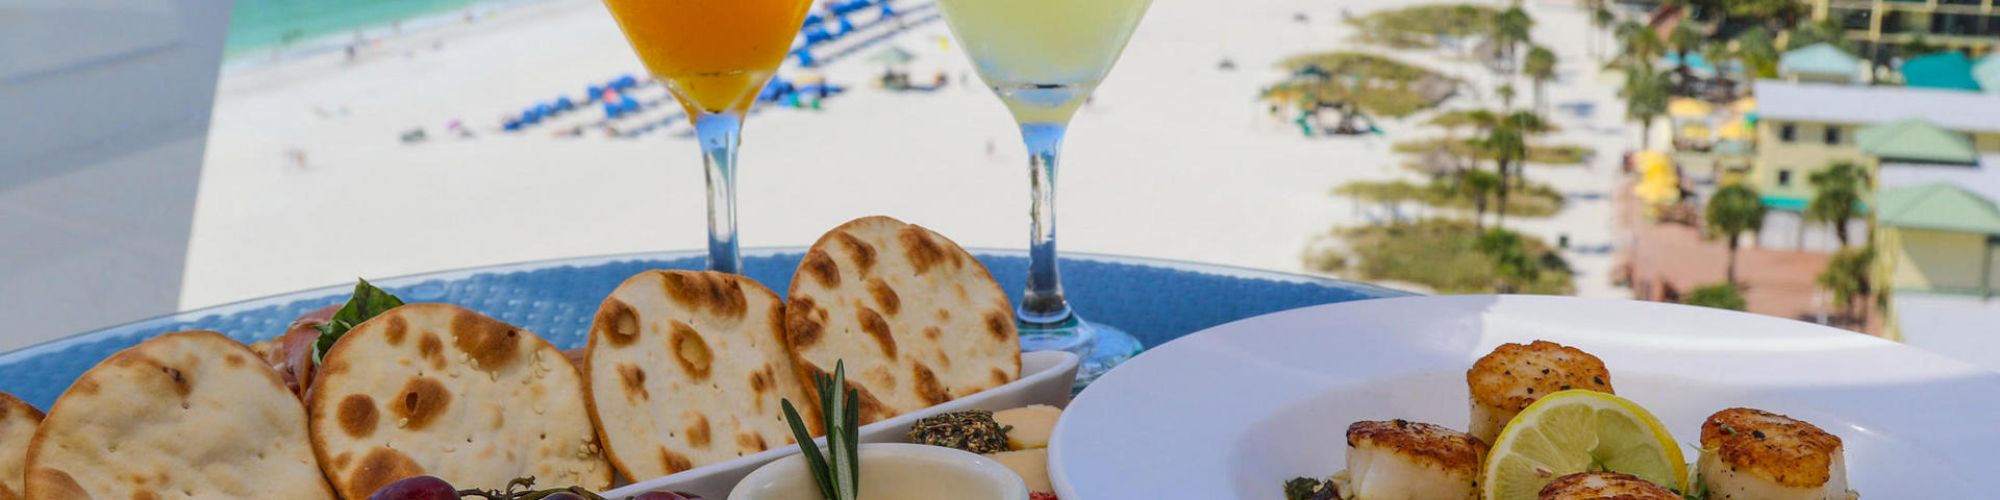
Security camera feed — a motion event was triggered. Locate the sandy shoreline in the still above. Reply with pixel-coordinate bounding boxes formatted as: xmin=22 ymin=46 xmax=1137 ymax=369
xmin=186 ymin=0 xmax=1634 ymax=308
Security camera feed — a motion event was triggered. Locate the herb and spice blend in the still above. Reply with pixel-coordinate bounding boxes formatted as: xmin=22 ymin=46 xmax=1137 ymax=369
xmin=907 ymin=410 xmax=1012 ymax=454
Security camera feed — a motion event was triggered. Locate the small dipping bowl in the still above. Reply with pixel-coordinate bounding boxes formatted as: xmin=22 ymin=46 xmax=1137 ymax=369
xmin=728 ymin=443 xmax=1028 ymax=500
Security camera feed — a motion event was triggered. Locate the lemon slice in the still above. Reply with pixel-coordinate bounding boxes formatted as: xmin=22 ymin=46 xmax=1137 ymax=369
xmin=1480 ymin=390 xmax=1687 ymax=500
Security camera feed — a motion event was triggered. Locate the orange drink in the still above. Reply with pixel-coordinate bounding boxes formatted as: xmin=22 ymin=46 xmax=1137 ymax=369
xmin=603 ymin=0 xmax=813 ymax=114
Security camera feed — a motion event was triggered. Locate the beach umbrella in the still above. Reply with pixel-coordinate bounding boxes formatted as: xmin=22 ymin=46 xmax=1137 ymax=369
xmin=1717 ymin=119 xmax=1754 ymax=142
xmin=1729 ymin=97 xmax=1755 ymax=114
xmin=869 ymin=46 xmax=916 ymax=66
xmin=1632 ymin=150 xmax=1680 ymax=205
xmin=1678 ymin=122 xmax=1712 ymax=141
xmin=1667 ymin=98 xmax=1711 ymax=118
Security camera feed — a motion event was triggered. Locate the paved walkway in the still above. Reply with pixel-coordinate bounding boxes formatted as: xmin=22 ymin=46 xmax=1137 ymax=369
xmin=1616 ymin=180 xmax=1874 ymax=333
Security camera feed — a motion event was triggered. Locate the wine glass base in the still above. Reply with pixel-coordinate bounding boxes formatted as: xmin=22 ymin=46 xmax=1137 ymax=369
xmin=1018 ymin=315 xmax=1144 ymax=391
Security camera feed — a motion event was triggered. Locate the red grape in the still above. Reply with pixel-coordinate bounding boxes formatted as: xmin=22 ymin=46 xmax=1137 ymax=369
xmin=543 ymin=493 xmax=585 ymax=500
xmin=1029 ymin=493 xmax=1059 ymax=500
xmin=368 ymin=476 xmax=457 ymax=500
xmin=632 ymin=492 xmax=704 ymax=500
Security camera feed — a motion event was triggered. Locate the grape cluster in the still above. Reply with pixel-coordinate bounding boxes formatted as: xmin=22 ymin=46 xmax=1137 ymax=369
xmin=368 ymin=476 xmax=701 ymax=500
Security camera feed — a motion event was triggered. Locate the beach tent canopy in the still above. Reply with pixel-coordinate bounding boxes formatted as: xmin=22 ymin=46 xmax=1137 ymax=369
xmin=1877 ymin=182 xmax=2000 ymax=234
xmin=1633 ymin=150 xmax=1680 ymax=205
xmin=1718 ymin=119 xmax=1754 ymax=141
xmin=1901 ymin=52 xmax=1982 ymax=92
xmin=1778 ymin=43 xmax=1861 ymax=79
xmin=1975 ymin=53 xmax=2000 ymax=94
xmin=869 ymin=46 xmax=916 ymax=66
xmin=1858 ymin=119 xmax=1977 ymax=164
xmin=1678 ymin=122 xmax=1712 ymax=140
xmin=1668 ymin=98 xmax=1712 ymax=118
xmin=1730 ymin=97 xmax=1755 ymax=114
xmin=1658 ymin=53 xmax=1714 ymax=75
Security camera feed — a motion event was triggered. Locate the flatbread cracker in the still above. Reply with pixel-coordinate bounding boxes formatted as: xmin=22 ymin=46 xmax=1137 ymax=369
xmin=24 ymin=331 xmax=334 ymax=500
xmin=584 ymin=271 xmax=812 ymax=481
xmin=0 ymin=392 xmax=43 ymax=500
xmin=308 ymin=304 xmax=610 ymax=499
xmin=785 ymin=216 xmax=1022 ymax=424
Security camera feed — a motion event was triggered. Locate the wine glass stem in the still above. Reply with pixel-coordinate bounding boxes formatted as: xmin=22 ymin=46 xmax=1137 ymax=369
xmin=694 ymin=111 xmax=745 ymax=274
xmin=1018 ymin=122 xmax=1074 ymax=325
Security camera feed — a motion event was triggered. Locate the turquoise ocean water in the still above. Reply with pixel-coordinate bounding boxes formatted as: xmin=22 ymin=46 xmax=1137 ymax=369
xmin=224 ymin=0 xmax=490 ymax=57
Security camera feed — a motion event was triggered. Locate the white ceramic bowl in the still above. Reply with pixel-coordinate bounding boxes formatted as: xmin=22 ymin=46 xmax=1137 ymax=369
xmin=727 ymin=443 xmax=1028 ymax=500
xmin=604 ymin=350 xmax=1077 ymax=498
xmin=1053 ymin=295 xmax=2000 ymax=498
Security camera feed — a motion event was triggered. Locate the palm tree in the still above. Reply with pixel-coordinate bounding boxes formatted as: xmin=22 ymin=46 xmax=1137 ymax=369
xmin=1463 ymin=169 xmax=1502 ymax=230
xmin=1479 ymin=111 xmax=1543 ymax=226
xmin=1493 ymin=7 xmax=1535 ymax=75
xmin=1732 ymin=27 xmax=1778 ymax=79
xmin=1593 ymin=5 xmax=1618 ymax=63
xmin=1705 ymin=184 xmax=1768 ymax=285
xmin=1666 ymin=23 xmax=1703 ymax=94
xmin=1426 ymin=109 xmax=1488 ymax=175
xmin=1726 ymin=0 xmax=1808 ymax=30
xmin=1622 ymin=67 xmax=1670 ymax=149
xmin=1524 ymin=46 xmax=1557 ymax=118
xmin=1612 ymin=22 xmax=1664 ymax=71
xmin=1495 ymin=83 xmax=1517 ymax=110
xmin=1807 ymin=161 xmax=1866 ymax=248
xmin=1817 ymin=245 xmax=1875 ymax=326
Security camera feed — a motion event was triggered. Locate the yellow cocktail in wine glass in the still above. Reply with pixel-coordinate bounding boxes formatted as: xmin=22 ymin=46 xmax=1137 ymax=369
xmin=603 ymin=0 xmax=814 ymax=273
xmin=936 ymin=0 xmax=1154 ymax=383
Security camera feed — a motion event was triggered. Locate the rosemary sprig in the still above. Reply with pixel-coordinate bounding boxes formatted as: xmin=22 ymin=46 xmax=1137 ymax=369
xmin=782 ymin=360 xmax=860 ymax=500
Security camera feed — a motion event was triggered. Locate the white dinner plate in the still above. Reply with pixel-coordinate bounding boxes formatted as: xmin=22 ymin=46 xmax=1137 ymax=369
xmin=1050 ymin=295 xmax=2000 ymax=499
xmin=607 ymin=350 xmax=1078 ymax=498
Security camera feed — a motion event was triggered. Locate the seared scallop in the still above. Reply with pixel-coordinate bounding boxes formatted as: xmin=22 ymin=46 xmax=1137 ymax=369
xmin=1539 ymin=472 xmax=1679 ymax=499
xmin=1342 ymin=419 xmax=1488 ymax=500
xmin=1698 ymin=408 xmax=1853 ymax=500
xmin=1466 ymin=340 xmax=1614 ymax=443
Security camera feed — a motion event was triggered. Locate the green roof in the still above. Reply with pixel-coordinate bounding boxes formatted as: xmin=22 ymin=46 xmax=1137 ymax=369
xmin=1778 ymin=43 xmax=1860 ymax=77
xmin=1857 ymin=119 xmax=1977 ymax=164
xmin=1877 ymin=183 xmax=2000 ymax=234
xmin=1902 ymin=52 xmax=1982 ymax=91
xmin=1976 ymin=53 xmax=2000 ymax=94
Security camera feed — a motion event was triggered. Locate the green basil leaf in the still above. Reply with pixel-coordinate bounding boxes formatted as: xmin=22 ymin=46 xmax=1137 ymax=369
xmin=312 ymin=279 xmax=406 ymax=365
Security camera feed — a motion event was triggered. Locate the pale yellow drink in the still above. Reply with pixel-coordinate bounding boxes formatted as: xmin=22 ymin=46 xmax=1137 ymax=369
xmin=936 ymin=0 xmax=1153 ymax=124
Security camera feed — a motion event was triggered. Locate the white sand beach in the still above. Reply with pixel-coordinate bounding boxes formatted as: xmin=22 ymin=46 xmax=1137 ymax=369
xmin=186 ymin=0 xmax=1635 ymax=308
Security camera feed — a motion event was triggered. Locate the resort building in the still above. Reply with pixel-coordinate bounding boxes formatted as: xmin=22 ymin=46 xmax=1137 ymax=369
xmin=1809 ymin=0 xmax=2000 ymax=56
xmin=1875 ymin=183 xmax=2000 ymax=297
xmin=1749 ymin=79 xmax=2000 ymax=250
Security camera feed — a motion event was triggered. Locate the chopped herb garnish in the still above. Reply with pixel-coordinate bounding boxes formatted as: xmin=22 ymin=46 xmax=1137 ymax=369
xmin=1283 ymin=476 xmax=1341 ymax=500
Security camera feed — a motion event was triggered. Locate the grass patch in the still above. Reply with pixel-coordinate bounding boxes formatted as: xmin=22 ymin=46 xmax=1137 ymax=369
xmin=1527 ymin=144 xmax=1592 ymax=165
xmin=1344 ymin=4 xmax=1501 ymax=50
xmin=1392 ymin=138 xmax=1593 ymax=166
xmin=1267 ymin=52 xmax=1459 ymax=118
xmin=1308 ymin=219 xmax=1574 ymax=295
xmin=1336 ymin=179 xmax=1564 ymax=217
